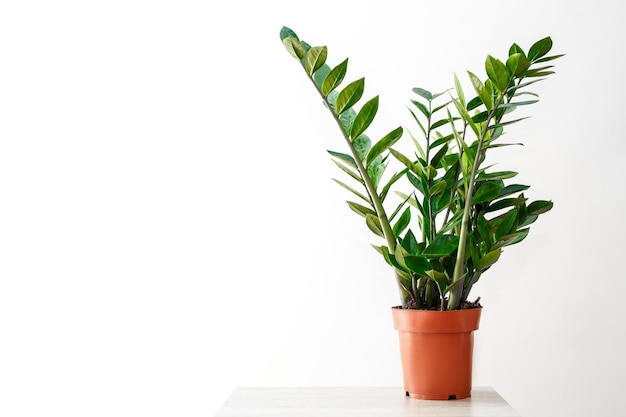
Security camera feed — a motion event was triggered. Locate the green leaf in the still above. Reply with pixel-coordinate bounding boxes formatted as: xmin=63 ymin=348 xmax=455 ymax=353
xmin=389 ymin=148 xmax=422 ymax=176
xmin=454 ymin=74 xmax=466 ymax=108
xmin=380 ymin=246 xmax=406 ymax=271
xmin=350 ymin=96 xmax=379 ymax=139
xmin=365 ymin=213 xmax=384 ymax=237
xmin=327 ymin=150 xmax=356 ymax=168
xmin=313 ymin=64 xmax=331 ymax=89
xmin=495 ymin=229 xmax=530 ymax=248
xmin=353 ymin=134 xmax=371 ymax=161
xmin=499 ymin=100 xmax=539 ymax=108
xmin=282 ymin=36 xmax=306 ymax=60
xmin=496 ymin=209 xmax=518 ymax=239
xmin=332 ymin=178 xmax=369 ymax=203
xmin=322 ymin=58 xmax=349 ymax=97
xmin=367 ymin=155 xmax=385 ymax=189
xmin=477 ymin=171 xmax=518 ymax=181
xmin=393 ymin=207 xmax=411 ymax=236
xmin=331 ymin=159 xmax=361 ymax=182
xmin=347 ymin=201 xmax=376 ymax=218
xmin=411 ymin=99 xmax=430 ymax=119
xmin=401 ymin=230 xmax=421 ymax=255
xmin=477 ymin=213 xmax=491 ymax=245
xmin=518 ymin=212 xmax=538 ymax=227
xmin=485 ymin=55 xmax=511 ymax=92
xmin=339 ymin=108 xmax=356 ymax=133
xmin=279 ymin=26 xmax=298 ymax=41
xmin=485 ymin=197 xmax=526 ymax=213
xmin=430 ymin=118 xmax=452 ymax=130
xmin=366 ymin=126 xmax=403 ymax=166
xmin=412 ymin=87 xmax=432 ymax=100
xmin=534 ymin=53 xmax=565 ymax=64
xmin=326 ymin=90 xmax=338 ymax=112
xmin=430 ymin=143 xmax=448 ymax=167
xmin=509 ymin=43 xmax=525 ymax=57
xmin=430 ymin=133 xmax=454 ymax=150
xmin=404 ymin=255 xmax=432 ymax=276
xmin=336 ymin=78 xmax=365 ymax=115
xmin=467 ymin=70 xmax=493 ymax=111
xmin=472 ymin=182 xmax=503 ymax=204
xmin=467 ymin=96 xmax=483 ymax=111
xmin=528 ymin=37 xmax=553 ymax=61
xmin=423 ymin=235 xmax=460 ymax=258
xmin=527 ymin=200 xmax=553 ymax=215
xmin=429 ymin=180 xmax=447 ymax=196
xmin=476 ymin=249 xmax=501 ymax=270
xmin=305 ymin=46 xmax=328 ymax=76
xmin=506 ymin=53 xmax=531 ymax=76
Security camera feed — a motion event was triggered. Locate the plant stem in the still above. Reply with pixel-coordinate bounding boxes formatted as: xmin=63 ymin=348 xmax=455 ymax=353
xmin=303 ymin=71 xmax=407 ymax=301
xmin=448 ymin=89 xmax=510 ymax=310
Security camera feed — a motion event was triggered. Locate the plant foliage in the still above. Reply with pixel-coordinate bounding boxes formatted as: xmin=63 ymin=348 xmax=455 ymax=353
xmin=280 ymin=27 xmax=563 ymax=310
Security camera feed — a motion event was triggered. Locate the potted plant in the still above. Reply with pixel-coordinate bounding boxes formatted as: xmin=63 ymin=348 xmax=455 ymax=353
xmin=278 ymin=26 xmax=562 ymax=400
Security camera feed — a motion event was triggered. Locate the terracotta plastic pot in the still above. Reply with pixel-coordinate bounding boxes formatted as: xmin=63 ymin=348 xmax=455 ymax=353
xmin=391 ymin=306 xmax=482 ymax=400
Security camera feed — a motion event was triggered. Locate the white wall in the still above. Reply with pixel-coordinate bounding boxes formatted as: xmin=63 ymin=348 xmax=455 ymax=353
xmin=1 ymin=1 xmax=624 ymax=416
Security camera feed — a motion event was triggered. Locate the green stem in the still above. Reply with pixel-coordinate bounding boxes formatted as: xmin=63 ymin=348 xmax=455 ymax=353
xmin=303 ymin=69 xmax=405 ymax=298
xmin=448 ymin=88 xmax=510 ymax=310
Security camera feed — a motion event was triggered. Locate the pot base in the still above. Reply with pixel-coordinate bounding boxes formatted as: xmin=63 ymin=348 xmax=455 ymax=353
xmin=406 ymin=391 xmax=470 ymax=400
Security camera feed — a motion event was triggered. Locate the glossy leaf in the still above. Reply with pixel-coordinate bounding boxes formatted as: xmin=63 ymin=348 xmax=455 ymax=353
xmin=350 ymin=96 xmax=379 ymax=139
xmin=413 ymin=87 xmax=432 ymax=100
xmin=506 ymin=53 xmax=531 ymax=76
xmin=336 ymin=78 xmax=365 ymax=115
xmin=477 ymin=171 xmax=518 ymax=181
xmin=332 ymin=159 xmax=361 ymax=182
xmin=353 ymin=134 xmax=371 ymax=161
xmin=535 ymin=53 xmax=565 ymax=64
xmin=332 ymin=178 xmax=369 ymax=203
xmin=405 ymin=255 xmax=432 ymax=276
xmin=282 ymin=36 xmax=306 ymax=59
xmin=411 ymin=99 xmax=430 ymax=118
xmin=528 ymin=37 xmax=553 ymax=61
xmin=365 ymin=213 xmax=384 ymax=237
xmin=476 ymin=249 xmax=501 ymax=270
xmin=366 ymin=126 xmax=403 ymax=166
xmin=509 ymin=42 xmax=525 ymax=57
xmin=347 ymin=201 xmax=376 ymax=218
xmin=279 ymin=26 xmax=298 ymax=41
xmin=322 ymin=58 xmax=348 ymax=97
xmin=496 ymin=209 xmax=518 ymax=239
xmin=339 ymin=108 xmax=356 ymax=133
xmin=454 ymin=74 xmax=466 ymax=108
xmin=305 ymin=46 xmax=328 ymax=76
xmin=467 ymin=96 xmax=483 ymax=111
xmin=429 ymin=180 xmax=447 ymax=196
xmin=485 ymin=55 xmax=511 ymax=92
xmin=477 ymin=213 xmax=491 ymax=245
xmin=492 ymin=229 xmax=529 ymax=250
xmin=327 ymin=150 xmax=356 ymax=168
xmin=485 ymin=197 xmax=526 ymax=213
xmin=472 ymin=182 xmax=503 ymax=204
xmin=423 ymin=235 xmax=460 ymax=258
xmin=367 ymin=155 xmax=385 ymax=189
xmin=401 ymin=230 xmax=421 ymax=255
xmin=467 ymin=70 xmax=493 ymax=110
xmin=389 ymin=148 xmax=422 ymax=176
xmin=430 ymin=144 xmax=448 ymax=168
xmin=313 ymin=64 xmax=331 ymax=89
xmin=527 ymin=200 xmax=554 ymax=215
xmin=393 ymin=207 xmax=411 ymax=236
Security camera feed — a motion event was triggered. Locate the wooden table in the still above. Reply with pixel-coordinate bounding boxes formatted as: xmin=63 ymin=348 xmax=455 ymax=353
xmin=214 ymin=387 xmax=520 ymax=416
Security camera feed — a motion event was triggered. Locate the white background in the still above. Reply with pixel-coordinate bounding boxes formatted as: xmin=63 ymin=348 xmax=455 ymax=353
xmin=1 ymin=1 xmax=624 ymax=416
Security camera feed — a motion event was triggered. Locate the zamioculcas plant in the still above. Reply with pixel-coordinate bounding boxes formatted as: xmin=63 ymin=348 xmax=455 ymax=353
xmin=279 ymin=26 xmax=562 ymax=311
